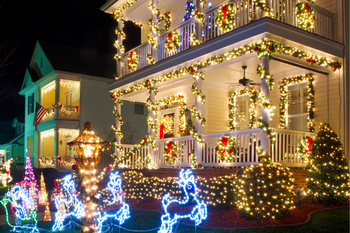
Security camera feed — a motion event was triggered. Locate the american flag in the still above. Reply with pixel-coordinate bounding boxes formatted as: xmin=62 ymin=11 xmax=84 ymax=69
xmin=33 ymin=102 xmax=48 ymax=131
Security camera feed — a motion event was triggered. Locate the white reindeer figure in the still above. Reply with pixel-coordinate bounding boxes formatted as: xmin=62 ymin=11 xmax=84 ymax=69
xmin=159 ymin=169 xmax=207 ymax=233
xmin=0 ymin=158 xmax=14 ymax=186
xmin=52 ymin=175 xmax=84 ymax=231
xmin=96 ymin=172 xmax=130 ymax=233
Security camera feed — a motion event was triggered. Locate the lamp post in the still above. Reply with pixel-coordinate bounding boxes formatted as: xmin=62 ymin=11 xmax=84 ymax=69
xmin=68 ymin=122 xmax=109 ymax=232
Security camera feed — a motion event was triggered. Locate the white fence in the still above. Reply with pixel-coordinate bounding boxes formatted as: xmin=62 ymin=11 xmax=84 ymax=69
xmin=121 ymin=0 xmax=333 ymax=75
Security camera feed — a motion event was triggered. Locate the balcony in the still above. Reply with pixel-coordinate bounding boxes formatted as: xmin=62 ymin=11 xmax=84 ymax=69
xmin=118 ymin=0 xmax=333 ymax=77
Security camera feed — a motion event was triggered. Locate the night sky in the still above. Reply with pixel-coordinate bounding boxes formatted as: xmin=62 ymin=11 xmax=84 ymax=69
xmin=0 ymin=0 xmax=140 ymax=121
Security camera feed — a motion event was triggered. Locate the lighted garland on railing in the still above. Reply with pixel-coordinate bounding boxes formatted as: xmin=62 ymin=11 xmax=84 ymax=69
xmin=164 ymin=141 xmax=178 ymax=164
xmin=147 ymin=53 xmax=155 ymax=65
xmin=127 ymin=51 xmax=138 ymax=71
xmin=165 ymin=31 xmax=180 ymax=53
xmin=228 ymin=87 xmax=257 ymax=131
xmin=257 ymin=119 xmax=275 ymax=145
xmin=256 ymin=145 xmax=272 ymax=164
xmin=190 ymin=32 xmax=201 ymax=46
xmin=252 ymin=0 xmax=275 ymax=19
xmin=215 ymin=3 xmax=235 ymax=32
xmin=256 ymin=64 xmax=275 ymax=90
xmin=189 ymin=150 xmax=202 ymax=168
xmin=112 ymin=39 xmax=341 ymax=98
xmin=192 ymin=10 xmax=205 ymax=23
xmin=296 ymin=2 xmax=315 ymax=30
xmin=278 ymin=73 xmax=315 ymax=132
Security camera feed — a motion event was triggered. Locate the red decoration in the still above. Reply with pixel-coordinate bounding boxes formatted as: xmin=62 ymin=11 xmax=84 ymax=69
xmin=160 ymin=123 xmax=165 ymax=139
xmin=75 ymin=105 xmax=79 ymax=113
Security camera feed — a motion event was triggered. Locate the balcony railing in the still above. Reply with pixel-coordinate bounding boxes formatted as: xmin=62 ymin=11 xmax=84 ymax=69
xmin=120 ymin=0 xmax=333 ymax=76
xmin=40 ymin=104 xmax=80 ymax=124
xmin=119 ymin=128 xmax=315 ymax=168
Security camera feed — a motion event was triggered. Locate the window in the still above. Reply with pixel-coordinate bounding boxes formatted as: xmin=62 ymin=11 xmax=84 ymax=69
xmin=28 ymin=93 xmax=34 ymax=114
xmin=134 ymin=103 xmax=144 ymax=115
xmin=161 ymin=113 xmax=175 ymax=138
xmin=287 ymin=83 xmax=308 ymax=131
xmin=64 ymin=91 xmax=73 ymax=106
xmin=236 ymin=95 xmax=249 ymax=130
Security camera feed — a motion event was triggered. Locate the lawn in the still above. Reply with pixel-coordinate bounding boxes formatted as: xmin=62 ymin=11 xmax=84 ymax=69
xmin=0 ymin=207 xmax=347 ymax=233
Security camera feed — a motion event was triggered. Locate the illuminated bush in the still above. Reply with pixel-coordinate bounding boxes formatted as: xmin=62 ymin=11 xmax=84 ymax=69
xmin=120 ymin=171 xmax=235 ymax=207
xmin=233 ymin=164 xmax=295 ymax=219
xmin=306 ymin=123 xmax=350 ymax=205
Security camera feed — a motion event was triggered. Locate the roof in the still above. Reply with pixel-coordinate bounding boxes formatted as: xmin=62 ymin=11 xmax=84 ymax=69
xmin=38 ymin=41 xmax=116 ymax=79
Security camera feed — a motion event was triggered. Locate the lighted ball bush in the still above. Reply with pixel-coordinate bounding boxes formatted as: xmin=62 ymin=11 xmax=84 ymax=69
xmin=306 ymin=122 xmax=350 ymax=205
xmin=233 ymin=163 xmax=295 ymax=219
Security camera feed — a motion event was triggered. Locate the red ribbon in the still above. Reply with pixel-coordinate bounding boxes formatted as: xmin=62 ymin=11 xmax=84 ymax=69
xmin=54 ymin=179 xmax=59 ymax=195
xmin=160 ymin=124 xmax=165 ymax=139
xmin=167 ymin=33 xmax=173 ymax=48
xmin=166 ymin=141 xmax=173 ymax=155
xmin=221 ymin=137 xmax=228 ymax=156
xmin=75 ymin=105 xmax=79 ymax=113
xmin=128 ymin=51 xmax=134 ymax=64
xmin=305 ymin=137 xmax=313 ymax=154
xmin=222 ymin=5 xmax=228 ymax=23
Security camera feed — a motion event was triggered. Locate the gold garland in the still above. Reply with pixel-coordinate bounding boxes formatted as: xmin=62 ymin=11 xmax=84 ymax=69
xmin=127 ymin=51 xmax=138 ymax=71
xmin=215 ymin=3 xmax=235 ymax=32
xmin=165 ymin=30 xmax=180 ymax=53
xmin=296 ymin=2 xmax=315 ymax=30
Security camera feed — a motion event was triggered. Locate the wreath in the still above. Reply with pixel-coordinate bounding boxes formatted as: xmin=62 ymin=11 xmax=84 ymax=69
xmin=164 ymin=31 xmax=179 ymax=53
xmin=127 ymin=51 xmax=138 ymax=71
xmin=215 ymin=136 xmax=235 ymax=162
xmin=297 ymin=136 xmax=313 ymax=162
xmin=296 ymin=2 xmax=315 ymax=30
xmin=215 ymin=3 xmax=235 ymax=31
xmin=164 ymin=141 xmax=177 ymax=164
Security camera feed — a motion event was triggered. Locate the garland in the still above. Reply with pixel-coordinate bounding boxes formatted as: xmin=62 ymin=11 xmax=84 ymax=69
xmin=192 ymin=10 xmax=205 ymax=23
xmin=257 ymin=119 xmax=275 ymax=145
xmin=190 ymin=106 xmax=206 ymax=127
xmin=215 ymin=136 xmax=235 ymax=162
xmin=158 ymin=12 xmax=171 ymax=31
xmin=296 ymin=2 xmax=315 ymax=30
xmin=278 ymin=73 xmax=315 ymax=132
xmin=215 ymin=3 xmax=235 ymax=32
xmin=165 ymin=31 xmax=180 ymax=53
xmin=112 ymin=39 xmax=341 ymax=98
xmin=191 ymin=83 xmax=206 ymax=103
xmin=256 ymin=146 xmax=272 ymax=164
xmin=148 ymin=19 xmax=160 ymax=35
xmin=228 ymin=87 xmax=257 ymax=131
xmin=147 ymin=53 xmax=155 ymax=65
xmin=257 ymin=89 xmax=275 ymax=118
xmin=253 ymin=0 xmax=275 ymax=19
xmin=189 ymin=150 xmax=203 ymax=168
xmin=190 ymin=32 xmax=201 ymax=47
xmin=187 ymin=65 xmax=198 ymax=75
xmin=115 ymin=28 xmax=126 ymax=40
xmin=127 ymin=51 xmax=138 ymax=71
xmin=254 ymin=41 xmax=276 ymax=59
xmin=191 ymin=72 xmax=205 ymax=144
xmin=164 ymin=141 xmax=178 ymax=164
xmin=297 ymin=136 xmax=313 ymax=162
xmin=148 ymin=33 xmax=157 ymax=47
xmin=256 ymin=64 xmax=275 ymax=90
xmin=114 ymin=41 xmax=125 ymax=54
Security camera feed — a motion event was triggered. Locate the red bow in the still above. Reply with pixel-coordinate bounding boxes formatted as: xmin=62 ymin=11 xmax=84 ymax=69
xmin=166 ymin=141 xmax=173 ymax=155
xmin=221 ymin=137 xmax=228 ymax=156
xmin=160 ymin=124 xmax=165 ymax=139
xmin=167 ymin=33 xmax=173 ymax=48
xmin=222 ymin=5 xmax=228 ymax=23
xmin=128 ymin=51 xmax=134 ymax=64
xmin=75 ymin=105 xmax=79 ymax=113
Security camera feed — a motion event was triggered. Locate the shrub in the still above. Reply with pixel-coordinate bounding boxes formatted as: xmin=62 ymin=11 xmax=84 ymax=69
xmin=233 ymin=163 xmax=295 ymax=219
xmin=306 ymin=122 xmax=350 ymax=205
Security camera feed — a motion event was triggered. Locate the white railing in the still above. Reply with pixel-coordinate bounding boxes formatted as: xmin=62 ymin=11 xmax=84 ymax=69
xmin=57 ymin=156 xmax=75 ymax=172
xmin=59 ymin=105 xmax=80 ymax=120
xmin=271 ymin=128 xmax=316 ymax=167
xmin=120 ymin=0 xmax=333 ymax=75
xmin=119 ymin=144 xmax=150 ymax=169
xmin=41 ymin=106 xmax=56 ymax=123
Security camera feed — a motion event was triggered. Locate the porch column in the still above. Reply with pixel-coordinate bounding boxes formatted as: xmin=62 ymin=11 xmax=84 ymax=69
xmin=151 ymin=0 xmax=158 ymax=62
xmin=54 ymin=126 xmax=59 ymax=170
xmin=194 ymin=75 xmax=202 ymax=161
xmin=195 ymin=0 xmax=203 ymax=43
xmin=149 ymin=90 xmax=156 ymax=160
xmin=261 ymin=56 xmax=270 ymax=153
xmin=117 ymin=20 xmax=124 ymax=78
xmin=55 ymin=78 xmax=60 ymax=119
xmin=115 ymin=99 xmax=122 ymax=158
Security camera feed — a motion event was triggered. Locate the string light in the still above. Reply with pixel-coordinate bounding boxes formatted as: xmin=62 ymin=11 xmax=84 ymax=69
xmin=0 ymin=158 xmax=14 ymax=186
xmin=42 ymin=80 xmax=56 ymax=94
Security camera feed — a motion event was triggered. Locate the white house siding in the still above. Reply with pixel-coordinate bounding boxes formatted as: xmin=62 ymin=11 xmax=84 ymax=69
xmin=80 ymin=77 xmax=116 ymax=142
xmin=162 ymin=0 xmax=186 ymax=30
xmin=206 ymin=88 xmax=229 ymax=134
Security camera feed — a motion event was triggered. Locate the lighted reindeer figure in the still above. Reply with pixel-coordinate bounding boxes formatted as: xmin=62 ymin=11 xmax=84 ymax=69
xmin=52 ymin=175 xmax=84 ymax=231
xmin=96 ymin=172 xmax=130 ymax=233
xmin=0 ymin=158 xmax=14 ymax=186
xmin=0 ymin=183 xmax=38 ymax=232
xmin=159 ymin=169 xmax=207 ymax=233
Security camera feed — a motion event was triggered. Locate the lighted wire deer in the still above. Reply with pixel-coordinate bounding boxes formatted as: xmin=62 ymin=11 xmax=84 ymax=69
xmin=52 ymin=175 xmax=84 ymax=231
xmin=96 ymin=172 xmax=130 ymax=233
xmin=158 ymin=169 xmax=207 ymax=233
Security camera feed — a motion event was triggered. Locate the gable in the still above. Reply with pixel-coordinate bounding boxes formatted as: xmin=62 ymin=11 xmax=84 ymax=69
xmin=29 ymin=41 xmax=55 ymax=78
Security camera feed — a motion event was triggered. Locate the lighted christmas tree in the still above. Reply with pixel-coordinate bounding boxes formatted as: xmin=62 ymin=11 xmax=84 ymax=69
xmin=183 ymin=0 xmax=195 ymax=21
xmin=39 ymin=172 xmax=47 ymax=205
xmin=43 ymin=202 xmax=51 ymax=222
xmin=23 ymin=155 xmax=39 ymax=201
xmin=306 ymin=122 xmax=350 ymax=205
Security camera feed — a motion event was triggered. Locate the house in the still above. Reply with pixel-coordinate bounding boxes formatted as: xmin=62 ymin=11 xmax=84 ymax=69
xmin=101 ymin=0 xmax=349 ymax=168
xmin=18 ymin=41 xmax=148 ymax=171
xmin=0 ymin=116 xmax=25 ymax=166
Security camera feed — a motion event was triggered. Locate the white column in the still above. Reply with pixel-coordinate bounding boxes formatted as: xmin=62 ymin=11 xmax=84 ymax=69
xmin=117 ymin=20 xmax=124 ymax=78
xmin=149 ymin=90 xmax=156 ymax=160
xmin=54 ymin=126 xmax=59 ymax=170
xmin=261 ymin=56 xmax=270 ymax=154
xmin=194 ymin=76 xmax=202 ymax=161
xmin=151 ymin=0 xmax=158 ymax=61
xmin=55 ymin=78 xmax=60 ymax=119
xmin=115 ymin=100 xmax=122 ymax=159
xmin=195 ymin=0 xmax=203 ymax=43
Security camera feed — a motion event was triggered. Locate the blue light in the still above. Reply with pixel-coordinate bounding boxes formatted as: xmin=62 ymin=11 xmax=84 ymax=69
xmin=208 ymin=2 xmax=212 ymax=7
xmin=158 ymin=169 xmax=207 ymax=233
xmin=52 ymin=175 xmax=85 ymax=232
xmin=96 ymin=172 xmax=130 ymax=233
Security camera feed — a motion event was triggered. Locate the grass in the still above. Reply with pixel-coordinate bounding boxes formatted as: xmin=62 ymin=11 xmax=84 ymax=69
xmin=0 ymin=207 xmax=347 ymax=232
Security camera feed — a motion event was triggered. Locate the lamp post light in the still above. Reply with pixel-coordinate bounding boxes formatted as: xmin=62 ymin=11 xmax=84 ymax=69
xmin=68 ymin=122 xmax=109 ymax=231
